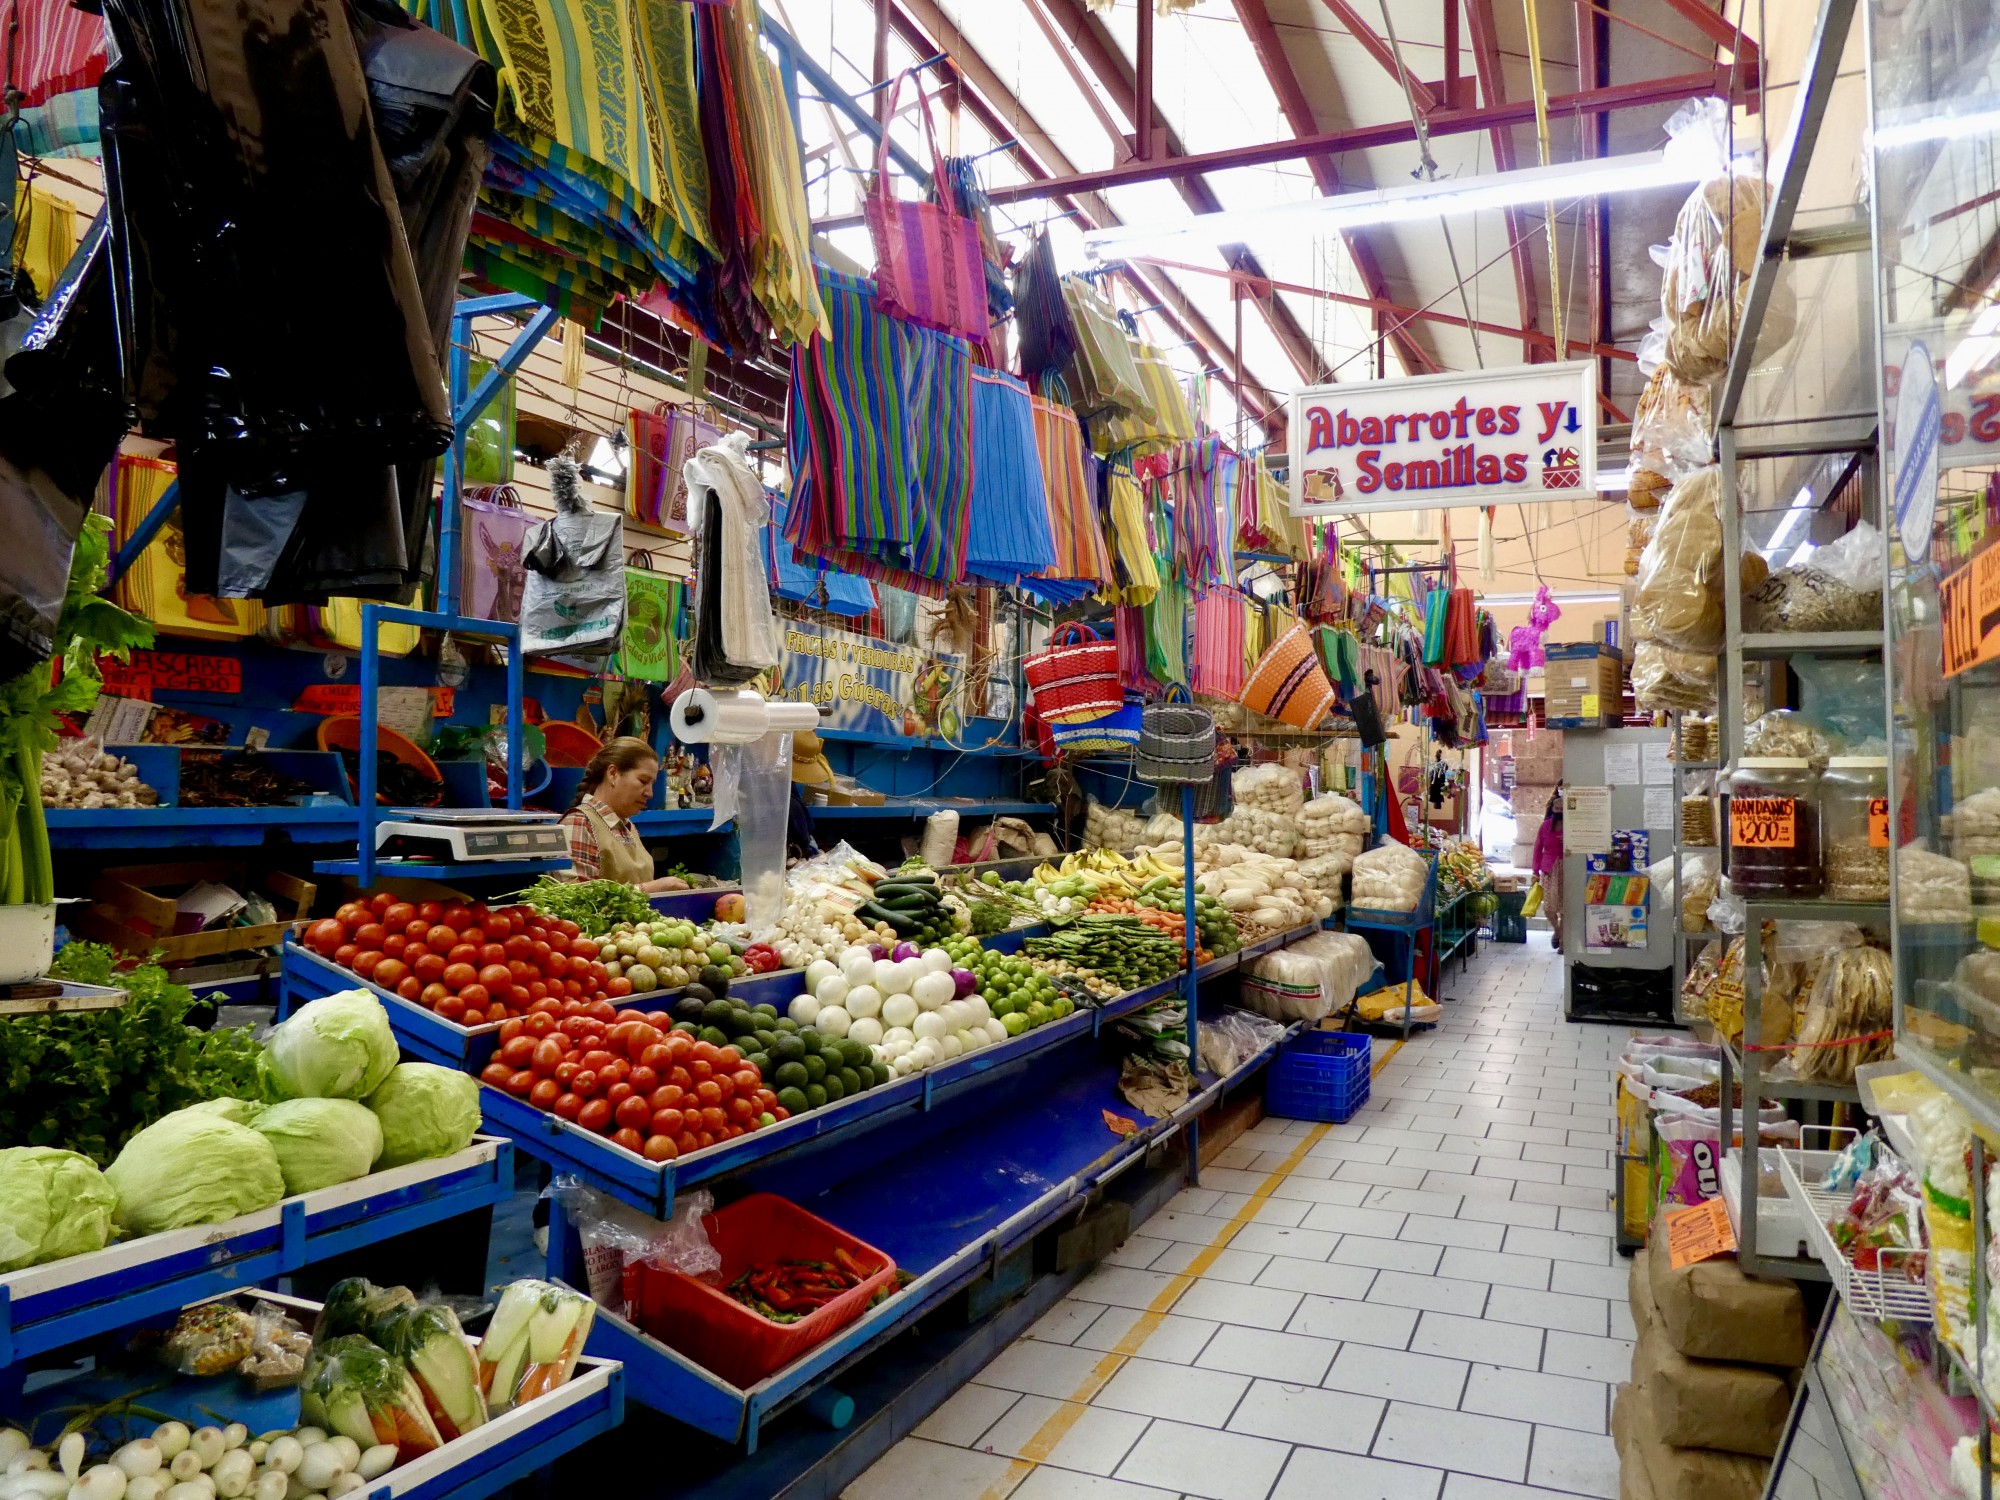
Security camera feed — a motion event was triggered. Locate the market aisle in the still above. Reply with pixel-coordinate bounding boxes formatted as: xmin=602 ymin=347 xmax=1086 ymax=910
xmin=845 ymin=937 xmax=1639 ymax=1500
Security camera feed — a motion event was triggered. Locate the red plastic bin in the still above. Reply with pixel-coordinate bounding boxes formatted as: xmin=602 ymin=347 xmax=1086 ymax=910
xmin=629 ymin=1193 xmax=897 ymax=1389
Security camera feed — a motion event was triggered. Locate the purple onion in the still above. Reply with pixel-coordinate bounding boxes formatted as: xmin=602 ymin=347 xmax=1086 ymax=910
xmin=950 ymin=967 xmax=978 ymax=997
xmin=892 ymin=940 xmax=921 ymax=962
xmin=867 ymin=943 xmax=888 ymax=960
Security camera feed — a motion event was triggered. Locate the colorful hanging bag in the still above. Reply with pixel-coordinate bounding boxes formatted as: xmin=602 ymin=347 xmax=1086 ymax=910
xmin=1240 ymin=622 xmax=1338 ymax=731
xmin=615 ymin=552 xmax=680 ymax=683
xmin=460 ymin=483 xmax=532 ymax=625
xmin=1023 ymin=620 xmax=1122 ymax=724
xmin=627 ymin=400 xmax=720 ymax=534
xmin=863 ymin=72 xmax=990 ymax=342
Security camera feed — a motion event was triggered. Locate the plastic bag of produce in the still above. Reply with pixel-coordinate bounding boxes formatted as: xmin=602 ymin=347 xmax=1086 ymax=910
xmin=266 ymin=989 xmax=400 ymax=1100
xmin=1631 ymin=639 xmax=1716 ymax=712
xmin=105 ymin=1107 xmax=286 ymax=1234
xmin=478 ymin=1279 xmax=596 ymax=1414
xmin=253 ymin=1097 xmax=383 ymax=1194
xmin=367 ymin=1062 xmax=482 ymax=1167
xmin=371 ymin=1299 xmax=490 ymax=1440
xmin=1791 ymin=945 xmax=1893 ymax=1083
xmin=1351 ymin=839 xmax=1429 ymax=912
xmin=301 ymin=1334 xmax=444 ymax=1459
xmin=1633 ymin=466 xmax=1724 ymax=654
xmin=0 ymin=1146 xmax=117 ymax=1270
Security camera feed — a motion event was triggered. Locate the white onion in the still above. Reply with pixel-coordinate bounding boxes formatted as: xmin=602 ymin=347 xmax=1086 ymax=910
xmin=815 ymin=1005 xmax=852 ymax=1038
xmin=912 ymin=1011 xmax=947 ymax=1040
xmin=937 ymin=1033 xmax=963 ymax=1060
xmin=875 ymin=959 xmax=914 ymax=995
xmin=986 ymin=1018 xmax=1009 ymax=1043
xmin=920 ymin=947 xmax=952 ymax=972
xmin=788 ymin=994 xmax=821 ymax=1025
xmin=804 ymin=959 xmax=838 ymax=991
xmin=847 ymin=1017 xmax=884 ymax=1046
xmin=814 ymin=972 xmax=850 ymax=1008
xmin=881 ymin=994 xmax=918 ymax=1029
xmin=911 ymin=971 xmax=955 ymax=1011
xmin=845 ymin=985 xmax=881 ymax=1020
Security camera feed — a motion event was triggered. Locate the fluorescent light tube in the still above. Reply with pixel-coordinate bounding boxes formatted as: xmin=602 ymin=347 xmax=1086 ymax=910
xmin=1871 ymin=104 xmax=2000 ymax=150
xmin=1082 ymin=152 xmax=1702 ymax=261
xmin=1763 ymin=485 xmax=1814 ymax=555
xmin=1477 ymin=591 xmax=1622 ymax=607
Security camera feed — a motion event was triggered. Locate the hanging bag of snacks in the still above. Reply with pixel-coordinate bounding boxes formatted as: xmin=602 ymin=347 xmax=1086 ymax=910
xmin=863 ymin=72 xmax=991 ymax=343
xmin=1136 ymin=682 xmax=1216 ymax=784
xmin=1022 ymin=620 xmax=1122 ymax=723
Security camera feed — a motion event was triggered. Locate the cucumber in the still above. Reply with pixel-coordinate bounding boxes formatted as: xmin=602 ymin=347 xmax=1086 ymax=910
xmin=875 ymin=888 xmax=941 ymax=911
xmin=858 ymin=901 xmax=920 ymax=934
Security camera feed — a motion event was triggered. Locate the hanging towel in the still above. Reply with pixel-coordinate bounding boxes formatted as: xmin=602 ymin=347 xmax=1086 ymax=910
xmin=686 ymin=431 xmax=781 ymax=679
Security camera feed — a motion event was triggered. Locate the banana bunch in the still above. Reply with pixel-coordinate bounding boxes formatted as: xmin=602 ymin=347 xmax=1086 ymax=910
xmin=1033 ymin=849 xmax=1154 ymax=897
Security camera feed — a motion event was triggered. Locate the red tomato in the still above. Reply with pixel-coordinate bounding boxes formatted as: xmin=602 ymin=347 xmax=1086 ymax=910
xmin=501 ymin=1035 xmax=537 ymax=1067
xmin=605 ymin=1081 xmax=634 ymax=1107
xmin=563 ymin=979 xmax=584 ymax=999
xmin=480 ymin=943 xmax=507 ymax=967
xmin=542 ymin=952 xmax=569 ymax=979
xmin=441 ymin=962 xmax=478 ymax=991
xmin=555 ymin=918 xmax=581 ymax=939
xmin=424 ymin=984 xmax=454 ymax=1010
xmin=628 ymin=1066 xmax=658 ymax=1095
xmin=531 ymin=939 xmax=552 ymax=962
xmin=600 ymin=1058 xmax=631 ymax=1086
xmin=712 ymin=1072 xmax=735 ymax=1101
xmin=479 ymin=963 xmax=514 ymax=996
xmin=668 ymin=1065 xmax=693 ymax=1091
xmin=572 ymin=1069 xmax=599 ymax=1097
xmin=417 ymin=900 xmax=444 ymax=923
xmin=306 ymin=918 xmax=346 ymax=955
xmin=699 ymin=1106 xmax=727 ymax=1133
xmin=354 ymin=922 xmax=387 ymax=950
xmin=486 ymin=912 xmax=515 ymax=938
xmin=397 ymin=976 xmax=424 ymax=1002
xmin=382 ymin=933 xmax=409 ymax=960
xmin=691 ymin=1041 xmax=721 ymax=1068
xmin=588 ymin=962 xmax=610 ymax=987
xmin=526 ymin=1011 xmax=556 ymax=1037
xmin=650 ymin=1084 xmax=685 ymax=1111
xmin=578 ymin=1099 xmax=612 ymax=1133
xmin=651 ymin=1107 xmax=685 ymax=1137
xmin=645 ymin=1011 xmax=674 ymax=1029
xmin=335 ymin=901 xmax=370 ymax=927
xmin=727 ymin=1096 xmax=754 ymax=1121
xmin=615 ymin=1095 xmax=652 ymax=1131
xmin=530 ymin=1078 xmax=561 ymax=1109
xmin=350 ymin=951 xmax=385 ymax=979
xmin=373 ymin=958 xmax=410 ymax=989
xmin=638 ymin=1044 xmax=672 ymax=1072
xmin=457 ymin=927 xmax=486 ymax=950
xmin=719 ymin=1046 xmax=743 ymax=1069
xmin=463 ymin=1007 xmax=488 ymax=1026
xmin=688 ymin=1058 xmax=713 ymax=1083
xmin=503 ymin=934 xmax=535 ymax=961
xmin=732 ymin=1068 xmax=762 ymax=1094
xmin=498 ymin=1018 xmax=526 ymax=1043
xmin=666 ymin=1033 xmax=694 ymax=1061
xmin=506 ymin=1069 xmax=535 ymax=1097
xmin=554 ymin=1060 xmax=580 ymax=1086
xmin=405 ymin=919 xmax=431 ymax=946
xmin=370 ymin=892 xmax=396 ymax=914
xmin=459 ymin=983 xmax=491 ymax=1010
xmin=333 ymin=943 xmax=360 ymax=968
xmin=479 ymin=1062 xmax=512 ymax=1086
xmin=470 ymin=903 xmax=493 ymax=928
xmin=414 ymin=952 xmax=447 ymax=984
xmin=643 ymin=1134 xmax=678 ymax=1162
xmin=532 ymin=1037 xmax=565 ymax=1074
xmin=694 ymin=1079 xmax=722 ymax=1108
xmin=425 ymin=925 xmax=459 ymax=955
xmin=612 ymin=1127 xmax=645 ymax=1153
xmin=382 ymin=902 xmax=417 ymax=931
xmin=580 ymin=1048 xmax=615 ymax=1072
xmin=508 ymin=960 xmax=536 ymax=986
xmin=569 ymin=937 xmax=600 ymax=960
xmin=531 ymin=997 xmax=562 ymax=1017
xmin=442 ymin=905 xmax=473 ymax=930
xmin=771 ymin=1105 xmax=789 ymax=1122
xmin=589 ymin=999 xmax=617 ymax=1022
xmin=447 ymin=943 xmax=481 ymax=967
xmin=553 ymin=1092 xmax=582 ymax=1120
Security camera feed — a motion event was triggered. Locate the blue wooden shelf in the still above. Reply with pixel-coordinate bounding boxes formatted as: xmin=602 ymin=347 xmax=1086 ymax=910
xmin=47 ymin=805 xmax=361 ymax=850
xmin=565 ymin=1012 xmax=1303 ymax=1447
xmin=311 ymin=856 xmax=573 ymax=880
xmin=0 ymin=1138 xmax=512 ymax=1368
xmin=630 ymin=807 xmax=732 ymax=832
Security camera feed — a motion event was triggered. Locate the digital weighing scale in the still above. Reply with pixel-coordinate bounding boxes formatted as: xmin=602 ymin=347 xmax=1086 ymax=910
xmin=372 ymin=809 xmax=570 ymax=862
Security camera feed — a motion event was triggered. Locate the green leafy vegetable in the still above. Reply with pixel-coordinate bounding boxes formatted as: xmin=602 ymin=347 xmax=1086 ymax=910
xmin=0 ymin=514 xmax=152 ymax=906
xmin=104 ymin=1106 xmax=286 ymax=1233
xmin=514 ymin=875 xmax=654 ymax=935
xmin=0 ymin=944 xmax=264 ymax=1163
xmin=265 ymin=989 xmax=399 ymax=1100
xmin=0 ymin=1146 xmax=117 ymax=1269
xmin=366 ymin=1062 xmax=480 ymax=1166
xmin=300 ymin=1334 xmax=443 ymax=1457
xmin=252 ymin=1097 xmax=382 ymax=1193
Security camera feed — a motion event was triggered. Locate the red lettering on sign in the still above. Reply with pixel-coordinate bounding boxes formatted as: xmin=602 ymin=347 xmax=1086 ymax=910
xmin=98 ymin=650 xmax=242 ymax=699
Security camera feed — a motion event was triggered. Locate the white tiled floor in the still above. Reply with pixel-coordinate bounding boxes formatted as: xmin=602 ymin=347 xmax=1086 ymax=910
xmin=845 ymin=936 xmax=1635 ymax=1500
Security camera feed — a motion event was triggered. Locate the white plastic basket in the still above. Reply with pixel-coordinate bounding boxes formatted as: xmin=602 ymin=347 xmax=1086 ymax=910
xmin=1775 ymin=1127 xmax=1933 ymax=1326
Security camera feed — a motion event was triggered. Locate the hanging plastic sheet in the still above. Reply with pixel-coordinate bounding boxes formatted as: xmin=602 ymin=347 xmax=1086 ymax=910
xmin=688 ymin=434 xmax=780 ymax=682
xmin=520 ymin=459 xmax=626 ymax=663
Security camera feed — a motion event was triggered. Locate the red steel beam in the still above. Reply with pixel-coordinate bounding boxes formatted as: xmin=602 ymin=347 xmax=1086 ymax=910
xmin=1135 ymin=0 xmax=1155 ymax=160
xmin=1464 ymin=0 xmax=1540 ymax=360
xmin=981 ymin=65 xmax=1744 ymax=203
xmin=885 ymin=0 xmax=1290 ymax=433
xmin=1318 ymin=0 xmax=1438 ymax=111
xmin=1034 ymin=0 xmax=1333 ymax=387
xmin=1022 ymin=0 xmax=1130 ymax=160
xmin=1653 ymin=0 xmax=1761 ymax=98
xmin=1231 ymin=0 xmax=1438 ymax=375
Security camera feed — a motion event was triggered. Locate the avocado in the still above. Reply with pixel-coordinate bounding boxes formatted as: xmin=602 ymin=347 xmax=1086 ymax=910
xmin=796 ymin=1029 xmax=822 ymax=1055
xmin=774 ymin=1016 xmax=799 ymax=1033
xmin=838 ymin=1066 xmax=862 ymax=1095
xmin=682 ymin=983 xmax=715 ymax=1006
xmin=746 ymin=1052 xmax=770 ymax=1076
xmin=672 ymin=1020 xmax=699 ymax=1035
xmin=698 ymin=1025 xmax=730 ymax=1047
xmin=752 ymin=1029 xmax=778 ymax=1053
xmin=822 ymin=1072 xmax=846 ymax=1102
xmin=772 ymin=1034 xmax=805 ymax=1064
xmin=701 ymin=998 xmax=735 ymax=1028
xmin=673 ymin=997 xmax=707 ymax=1023
xmin=727 ymin=1010 xmax=761 ymax=1039
xmin=775 ymin=1061 xmax=809 ymax=1089
xmin=803 ymin=1053 xmax=828 ymax=1083
xmin=805 ymin=1083 xmax=827 ymax=1109
xmin=777 ymin=1085 xmax=808 ymax=1115
xmin=697 ymin=965 xmax=731 ymax=996
xmin=838 ymin=1039 xmax=870 ymax=1069
xmin=870 ymin=1062 xmax=891 ymax=1086
xmin=753 ymin=1003 xmax=779 ymax=1020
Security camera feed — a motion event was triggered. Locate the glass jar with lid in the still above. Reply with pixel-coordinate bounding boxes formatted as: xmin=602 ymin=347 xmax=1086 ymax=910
xmin=1725 ymin=758 xmax=1823 ymax=898
xmin=1821 ymin=756 xmax=1889 ymax=902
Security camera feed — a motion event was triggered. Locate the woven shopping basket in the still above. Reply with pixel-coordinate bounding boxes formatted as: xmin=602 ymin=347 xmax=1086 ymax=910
xmin=1241 ymin=623 xmax=1338 ymax=731
xmin=1136 ymin=683 xmax=1215 ymax=784
xmin=1024 ymin=621 xmax=1122 ymax=724
xmin=1050 ymin=701 xmax=1143 ymax=755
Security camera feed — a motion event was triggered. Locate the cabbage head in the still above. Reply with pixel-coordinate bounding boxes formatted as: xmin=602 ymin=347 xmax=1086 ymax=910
xmin=188 ymin=1097 xmax=265 ymax=1127
xmin=267 ymin=990 xmax=399 ymax=1100
xmin=0 ymin=1147 xmax=117 ymax=1269
xmin=367 ymin=1064 xmax=481 ymax=1167
xmin=106 ymin=1109 xmax=286 ymax=1234
xmin=254 ymin=1099 xmax=383 ymax=1194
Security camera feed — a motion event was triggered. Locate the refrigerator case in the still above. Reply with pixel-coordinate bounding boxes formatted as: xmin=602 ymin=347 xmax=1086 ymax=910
xmin=1562 ymin=726 xmax=1677 ymax=1024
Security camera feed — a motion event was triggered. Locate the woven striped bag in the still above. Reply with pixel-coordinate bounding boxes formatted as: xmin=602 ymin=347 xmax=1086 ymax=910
xmin=1241 ymin=623 xmax=1338 ymax=731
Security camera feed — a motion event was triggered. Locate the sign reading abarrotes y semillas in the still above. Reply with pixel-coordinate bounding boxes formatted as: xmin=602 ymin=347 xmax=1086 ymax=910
xmin=1288 ymin=360 xmax=1598 ymax=516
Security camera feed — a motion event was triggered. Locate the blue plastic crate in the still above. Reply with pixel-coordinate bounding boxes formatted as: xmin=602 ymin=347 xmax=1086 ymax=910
xmin=1266 ymin=1031 xmax=1372 ymax=1122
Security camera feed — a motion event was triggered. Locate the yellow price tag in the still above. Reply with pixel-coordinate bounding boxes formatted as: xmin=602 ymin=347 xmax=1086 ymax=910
xmin=1580 ymin=693 xmax=1601 ymax=718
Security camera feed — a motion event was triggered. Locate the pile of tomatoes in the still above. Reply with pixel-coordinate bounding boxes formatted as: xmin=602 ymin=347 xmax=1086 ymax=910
xmin=478 ymin=1012 xmax=787 ymax=1161
xmin=302 ymin=890 xmax=632 ymax=1026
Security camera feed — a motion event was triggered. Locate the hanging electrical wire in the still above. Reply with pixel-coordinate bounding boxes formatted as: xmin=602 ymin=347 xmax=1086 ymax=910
xmin=1520 ymin=0 xmax=1566 ymax=359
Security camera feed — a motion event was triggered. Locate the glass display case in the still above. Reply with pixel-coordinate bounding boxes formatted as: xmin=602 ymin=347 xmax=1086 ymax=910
xmin=1874 ymin=0 xmax=2000 ymax=1135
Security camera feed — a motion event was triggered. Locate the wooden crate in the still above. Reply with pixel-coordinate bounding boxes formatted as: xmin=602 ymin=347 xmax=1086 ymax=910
xmin=75 ymin=860 xmax=316 ymax=964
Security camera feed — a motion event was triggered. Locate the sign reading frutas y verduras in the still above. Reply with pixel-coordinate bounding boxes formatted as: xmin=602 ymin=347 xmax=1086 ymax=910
xmin=777 ymin=620 xmax=967 ymax=740
xmin=1289 ymin=360 xmax=1597 ymax=516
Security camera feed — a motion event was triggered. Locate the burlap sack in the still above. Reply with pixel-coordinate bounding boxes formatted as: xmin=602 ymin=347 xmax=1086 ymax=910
xmin=1613 ymin=1383 xmax=1769 ymax=1500
xmin=1630 ymin=1250 xmax=1794 ymax=1456
xmin=1647 ymin=1217 xmax=1810 ymax=1367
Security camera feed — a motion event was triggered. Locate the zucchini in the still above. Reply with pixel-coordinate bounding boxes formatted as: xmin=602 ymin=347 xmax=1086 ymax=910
xmin=879 ymin=871 xmax=936 ymax=886
xmin=858 ymin=901 xmax=920 ymax=934
xmin=874 ymin=885 xmax=941 ymax=909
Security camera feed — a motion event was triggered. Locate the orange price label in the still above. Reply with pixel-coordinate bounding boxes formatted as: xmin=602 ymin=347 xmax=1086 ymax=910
xmin=1868 ymin=796 xmax=1889 ymax=849
xmin=1731 ymin=796 xmax=1797 ymax=850
xmin=1665 ymin=1197 xmax=1737 ymax=1269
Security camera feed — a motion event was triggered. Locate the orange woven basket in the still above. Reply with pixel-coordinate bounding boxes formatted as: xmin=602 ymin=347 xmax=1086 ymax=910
xmin=1240 ymin=623 xmax=1338 ymax=731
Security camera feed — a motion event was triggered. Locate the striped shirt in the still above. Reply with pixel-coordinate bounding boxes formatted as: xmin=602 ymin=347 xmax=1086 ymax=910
xmin=559 ymin=794 xmax=641 ymax=882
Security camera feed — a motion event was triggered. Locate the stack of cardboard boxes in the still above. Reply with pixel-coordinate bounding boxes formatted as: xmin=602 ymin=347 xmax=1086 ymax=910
xmin=1545 ymin=641 xmax=1625 ymax=728
xmin=1499 ymin=728 xmax=1564 ymax=870
xmin=1617 ymin=1227 xmax=1811 ymax=1500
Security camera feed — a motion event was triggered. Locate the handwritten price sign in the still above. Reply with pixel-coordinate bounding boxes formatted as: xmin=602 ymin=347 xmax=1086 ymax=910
xmin=99 ymin=650 xmax=242 ymax=700
xmin=1730 ymin=797 xmax=1797 ymax=850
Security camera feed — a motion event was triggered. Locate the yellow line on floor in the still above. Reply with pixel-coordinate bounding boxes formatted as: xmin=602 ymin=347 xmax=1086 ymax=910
xmin=972 ymin=1036 xmax=1406 ymax=1498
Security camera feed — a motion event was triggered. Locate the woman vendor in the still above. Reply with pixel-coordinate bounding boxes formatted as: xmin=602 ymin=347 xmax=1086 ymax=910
xmin=558 ymin=737 xmax=682 ymax=893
